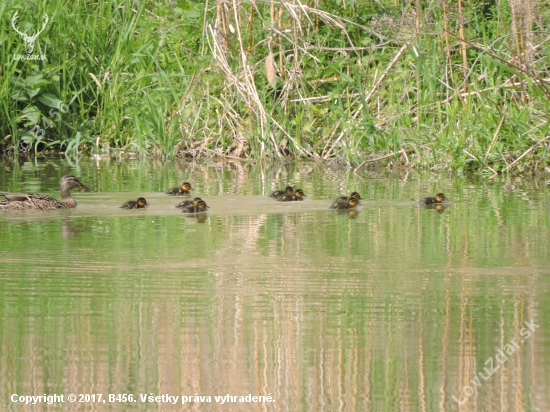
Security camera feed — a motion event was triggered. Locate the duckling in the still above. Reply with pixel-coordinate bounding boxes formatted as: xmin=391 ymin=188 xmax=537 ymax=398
xmin=420 ymin=193 xmax=446 ymax=204
xmin=176 ymin=197 xmax=203 ymax=209
xmin=121 ymin=197 xmax=149 ymax=209
xmin=279 ymin=189 xmax=306 ymax=201
xmin=181 ymin=200 xmax=209 ymax=213
xmin=166 ymin=182 xmax=193 ymax=195
xmin=0 ymin=175 xmax=91 ymax=210
xmin=194 ymin=200 xmax=209 ymax=213
xmin=331 ymin=192 xmax=362 ymax=208
xmin=330 ymin=197 xmax=359 ymax=209
xmin=269 ymin=186 xmax=293 ymax=199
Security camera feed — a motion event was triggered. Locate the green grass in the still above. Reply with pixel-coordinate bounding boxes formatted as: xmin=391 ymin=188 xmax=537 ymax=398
xmin=1 ymin=0 xmax=549 ymax=173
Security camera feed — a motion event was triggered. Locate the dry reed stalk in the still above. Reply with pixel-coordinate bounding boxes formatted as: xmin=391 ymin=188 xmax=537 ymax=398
xmin=282 ymin=2 xmax=385 ymax=41
xmin=285 ymin=3 xmax=360 ymax=60
xmin=208 ymin=0 xmax=393 ymax=159
xmin=249 ymin=3 xmax=255 ymax=51
xmin=510 ymin=0 xmax=539 ymax=103
xmin=200 ymin=0 xmax=210 ymax=55
xmin=442 ymin=1 xmax=452 ymax=80
xmin=442 ymin=0 xmax=465 ymax=107
xmin=278 ymin=6 xmax=285 ymax=82
xmin=208 ymin=0 xmax=313 ymax=158
xmin=509 ymin=0 xmax=521 ymax=58
xmin=265 ymin=52 xmax=277 ymax=84
xmin=414 ymin=0 xmax=421 ymax=36
xmin=323 ymin=43 xmax=408 ymax=159
xmin=458 ymin=0 xmax=469 ymax=92
xmin=501 ymin=135 xmax=550 ymax=173
xmin=270 ymin=28 xmax=320 ymax=62
xmin=445 ymin=32 xmax=550 ymax=99
xmin=353 ymin=149 xmax=414 ymax=171
xmin=484 ymin=107 xmax=508 ymax=160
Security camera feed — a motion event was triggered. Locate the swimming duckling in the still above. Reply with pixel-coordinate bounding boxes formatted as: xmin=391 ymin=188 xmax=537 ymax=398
xmin=330 ymin=197 xmax=359 ymax=209
xmin=279 ymin=189 xmax=306 ymax=201
xmin=194 ymin=200 xmax=209 ymax=213
xmin=420 ymin=193 xmax=446 ymax=204
xmin=166 ymin=182 xmax=193 ymax=195
xmin=181 ymin=200 xmax=209 ymax=213
xmin=331 ymin=192 xmax=362 ymax=208
xmin=269 ymin=186 xmax=293 ymax=199
xmin=0 ymin=175 xmax=91 ymax=210
xmin=121 ymin=197 xmax=149 ymax=209
xmin=176 ymin=197 xmax=203 ymax=209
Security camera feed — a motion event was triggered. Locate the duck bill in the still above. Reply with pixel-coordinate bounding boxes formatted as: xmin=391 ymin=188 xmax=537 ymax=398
xmin=79 ymin=183 xmax=93 ymax=192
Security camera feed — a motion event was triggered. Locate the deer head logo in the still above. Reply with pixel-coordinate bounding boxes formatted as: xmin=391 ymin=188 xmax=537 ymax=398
xmin=12 ymin=12 xmax=49 ymax=55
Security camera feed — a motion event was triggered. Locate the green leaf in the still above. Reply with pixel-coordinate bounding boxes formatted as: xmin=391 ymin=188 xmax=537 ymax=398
xmin=27 ymin=87 xmax=41 ymax=98
xmin=37 ymin=93 xmax=62 ymax=108
xmin=26 ymin=74 xmax=49 ymax=88
xmin=11 ymin=90 xmax=28 ymax=101
xmin=340 ymin=73 xmax=354 ymax=83
xmin=21 ymin=106 xmax=41 ymax=125
xmin=185 ymin=10 xmax=200 ymax=19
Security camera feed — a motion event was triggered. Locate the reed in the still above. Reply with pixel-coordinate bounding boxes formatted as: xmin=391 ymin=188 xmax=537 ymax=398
xmin=0 ymin=0 xmax=548 ymax=172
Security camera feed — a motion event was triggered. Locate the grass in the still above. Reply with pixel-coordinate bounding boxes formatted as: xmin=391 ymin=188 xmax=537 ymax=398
xmin=0 ymin=0 xmax=549 ymax=173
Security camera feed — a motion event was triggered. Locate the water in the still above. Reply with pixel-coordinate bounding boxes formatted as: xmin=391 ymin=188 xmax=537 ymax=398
xmin=0 ymin=157 xmax=549 ymax=411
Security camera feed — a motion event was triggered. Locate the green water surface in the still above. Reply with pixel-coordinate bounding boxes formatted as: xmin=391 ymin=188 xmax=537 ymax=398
xmin=0 ymin=157 xmax=549 ymax=411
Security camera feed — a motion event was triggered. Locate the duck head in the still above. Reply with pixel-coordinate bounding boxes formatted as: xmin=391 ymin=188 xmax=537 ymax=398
xmin=137 ymin=197 xmax=149 ymax=207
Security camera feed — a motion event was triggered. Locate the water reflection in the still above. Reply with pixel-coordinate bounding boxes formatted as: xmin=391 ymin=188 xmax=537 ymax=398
xmin=0 ymin=158 xmax=549 ymax=411
xmin=421 ymin=203 xmax=447 ymax=213
xmin=60 ymin=216 xmax=95 ymax=238
xmin=332 ymin=208 xmax=361 ymax=219
xmin=182 ymin=212 xmax=208 ymax=223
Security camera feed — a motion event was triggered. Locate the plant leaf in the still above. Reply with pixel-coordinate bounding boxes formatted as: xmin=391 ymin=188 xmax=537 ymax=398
xmin=21 ymin=106 xmax=41 ymax=124
xmin=37 ymin=93 xmax=62 ymax=108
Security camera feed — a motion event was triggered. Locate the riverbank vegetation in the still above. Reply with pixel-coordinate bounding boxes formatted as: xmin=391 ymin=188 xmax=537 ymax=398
xmin=1 ymin=0 xmax=549 ymax=173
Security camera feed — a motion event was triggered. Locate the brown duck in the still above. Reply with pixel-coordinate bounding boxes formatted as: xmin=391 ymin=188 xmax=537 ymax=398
xmin=176 ymin=197 xmax=203 ymax=209
xmin=181 ymin=200 xmax=209 ymax=213
xmin=121 ymin=197 xmax=149 ymax=209
xmin=279 ymin=189 xmax=306 ymax=201
xmin=269 ymin=186 xmax=293 ymax=199
xmin=166 ymin=182 xmax=193 ymax=195
xmin=331 ymin=192 xmax=362 ymax=208
xmin=330 ymin=197 xmax=359 ymax=210
xmin=0 ymin=175 xmax=91 ymax=210
xmin=420 ymin=193 xmax=446 ymax=204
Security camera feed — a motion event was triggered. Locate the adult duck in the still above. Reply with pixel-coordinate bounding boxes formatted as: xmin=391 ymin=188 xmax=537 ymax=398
xmin=0 ymin=175 xmax=91 ymax=210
